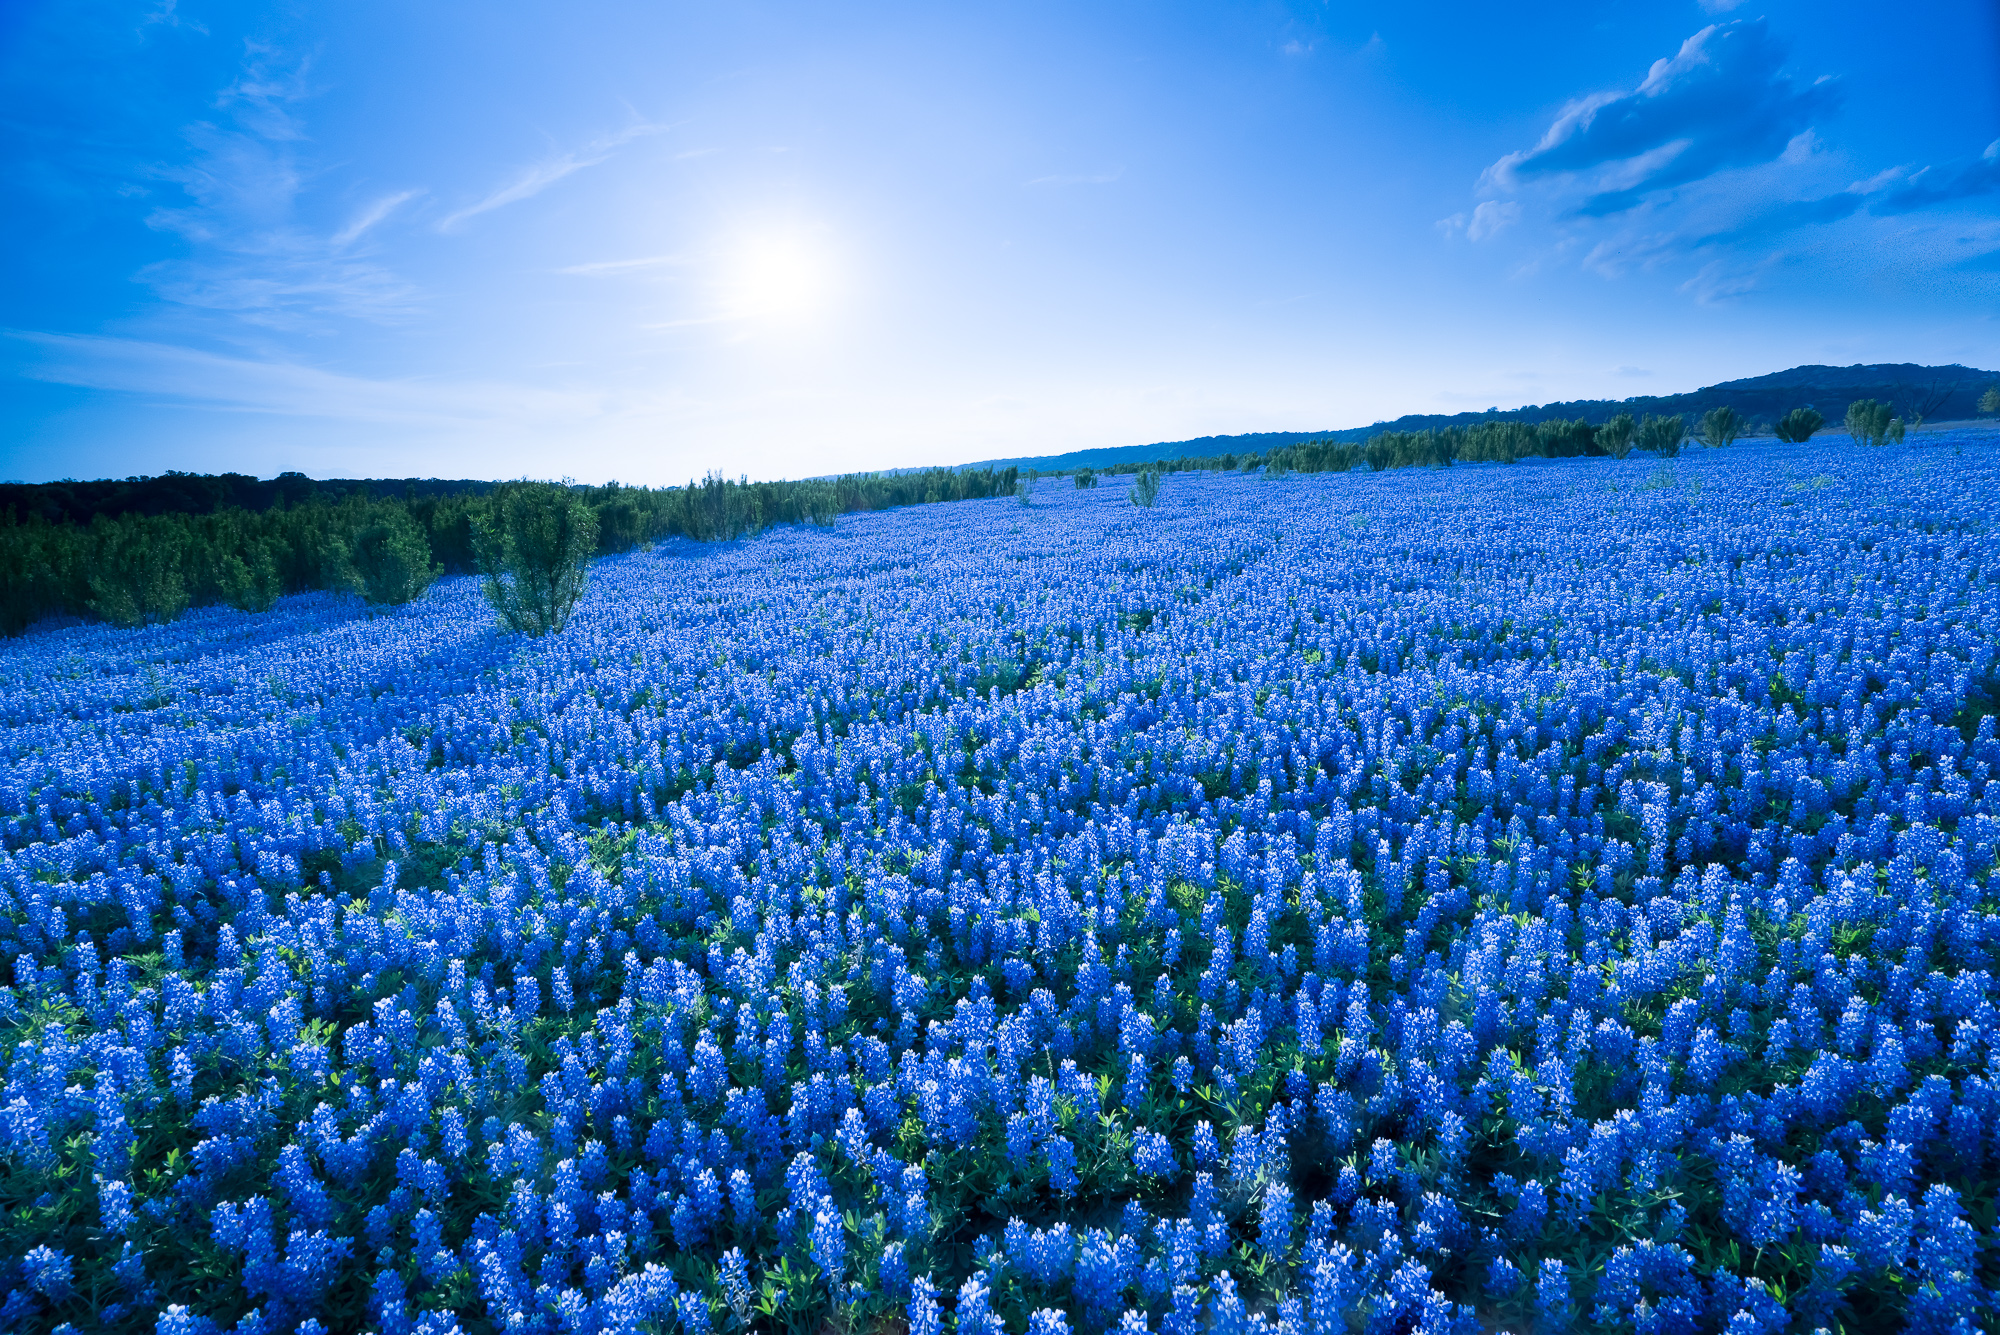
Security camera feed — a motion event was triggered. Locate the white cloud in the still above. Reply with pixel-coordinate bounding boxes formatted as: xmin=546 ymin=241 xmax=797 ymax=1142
xmin=1678 ymin=254 xmax=1777 ymax=304
xmin=139 ymin=47 xmax=423 ymax=327
xmin=1483 ymin=20 xmax=1839 ymax=216
xmin=1466 ymin=200 xmax=1519 ymax=241
xmin=333 ymin=190 xmax=423 ymax=247
xmin=7 ymin=331 xmax=602 ymax=427
xmin=436 ymin=122 xmax=667 ymax=231
xmin=556 ymin=254 xmax=691 ymax=277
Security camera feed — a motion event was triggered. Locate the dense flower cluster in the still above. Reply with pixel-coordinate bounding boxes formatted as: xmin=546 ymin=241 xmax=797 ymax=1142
xmin=3 ymin=437 xmax=1999 ymax=1334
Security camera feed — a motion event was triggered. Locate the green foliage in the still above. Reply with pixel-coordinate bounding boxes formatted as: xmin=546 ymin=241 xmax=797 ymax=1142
xmin=1598 ymin=412 xmax=1636 ymax=459
xmin=0 ymin=465 xmax=1025 ymax=638
xmin=216 ymin=537 xmax=283 ymax=613
xmin=474 ymin=482 xmax=599 ymax=636
xmin=1773 ymin=407 xmax=1825 ymax=443
xmin=1845 ymin=399 xmax=1902 ymax=447
xmin=1698 ymin=404 xmax=1744 ymax=449
xmin=85 ymin=514 xmax=191 ymax=628
xmin=1015 ymin=479 xmax=1034 ymax=507
xmin=1981 ymin=384 xmax=2000 ymax=415
xmin=1132 ymin=467 xmax=1161 ymax=508
xmin=346 ymin=503 xmax=439 ymax=606
xmin=1074 ymin=469 xmax=1098 ymax=489
xmin=1638 ymin=413 xmax=1686 ymax=458
xmin=1534 ymin=416 xmax=1600 ymax=457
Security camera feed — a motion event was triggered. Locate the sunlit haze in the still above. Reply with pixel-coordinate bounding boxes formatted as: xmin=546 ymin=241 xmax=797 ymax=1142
xmin=3 ymin=1 xmax=1996 ymax=483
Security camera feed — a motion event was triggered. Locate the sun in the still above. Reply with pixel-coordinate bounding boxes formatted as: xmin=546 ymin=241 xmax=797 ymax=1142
xmin=722 ymin=229 xmax=838 ymax=326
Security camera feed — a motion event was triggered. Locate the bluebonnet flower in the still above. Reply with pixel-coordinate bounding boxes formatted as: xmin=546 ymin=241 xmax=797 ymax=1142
xmin=1133 ymin=1129 xmax=1175 ymax=1179
xmin=3 ymin=437 xmax=1998 ymax=1331
xmin=1533 ymin=1258 xmax=1570 ymax=1331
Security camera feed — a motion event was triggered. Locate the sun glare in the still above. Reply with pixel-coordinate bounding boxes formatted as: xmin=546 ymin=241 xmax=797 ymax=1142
xmin=722 ymin=230 xmax=837 ymax=325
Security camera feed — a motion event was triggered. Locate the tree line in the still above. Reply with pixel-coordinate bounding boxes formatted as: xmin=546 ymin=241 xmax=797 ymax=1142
xmin=1069 ymin=395 xmax=1948 ymax=486
xmin=0 ymin=466 xmax=1018 ymax=636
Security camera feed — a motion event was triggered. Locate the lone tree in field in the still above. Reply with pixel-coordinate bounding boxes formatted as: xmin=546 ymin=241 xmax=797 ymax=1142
xmin=1074 ymin=469 xmax=1098 ymax=489
xmin=347 ymin=504 xmax=439 ymax=606
xmin=1981 ymin=384 xmax=2000 ymax=415
xmin=1132 ymin=466 xmax=1161 ymax=507
xmin=476 ymin=481 xmax=599 ymax=635
xmin=1774 ymin=407 xmax=1824 ymax=443
xmin=1699 ymin=405 xmax=1744 ymax=449
xmin=1638 ymin=413 xmax=1685 ymax=458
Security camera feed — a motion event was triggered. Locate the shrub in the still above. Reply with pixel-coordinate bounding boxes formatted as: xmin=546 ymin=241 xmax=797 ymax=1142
xmin=1773 ymin=407 xmax=1825 ymax=443
xmin=1016 ymin=479 xmax=1034 ymax=507
xmin=1535 ymin=417 xmax=1598 ymax=458
xmin=474 ymin=481 xmax=599 ymax=635
xmin=1131 ymin=468 xmax=1160 ymax=507
xmin=1699 ymin=405 xmax=1744 ymax=448
xmin=1845 ymin=399 xmax=1902 ymax=448
xmin=1598 ymin=413 xmax=1636 ymax=460
xmin=346 ymin=504 xmax=439 ymax=606
xmin=1981 ymin=384 xmax=2000 ymax=415
xmin=1074 ymin=469 xmax=1098 ymax=490
xmin=1637 ymin=413 xmax=1685 ymax=458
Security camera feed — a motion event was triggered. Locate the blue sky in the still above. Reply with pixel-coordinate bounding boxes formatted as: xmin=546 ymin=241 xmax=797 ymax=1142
xmin=3 ymin=1 xmax=1996 ymax=484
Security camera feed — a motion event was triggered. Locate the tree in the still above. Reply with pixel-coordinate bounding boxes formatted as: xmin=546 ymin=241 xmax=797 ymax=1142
xmin=1845 ymin=399 xmax=1897 ymax=447
xmin=85 ymin=514 xmax=189 ymax=628
xmin=219 ymin=538 xmax=283 ymax=613
xmin=348 ymin=504 xmax=439 ymax=606
xmin=1699 ymin=405 xmax=1744 ymax=448
xmin=1598 ymin=413 xmax=1636 ymax=460
xmin=1773 ymin=408 xmax=1824 ymax=443
xmin=1980 ymin=384 xmax=1999 ymax=415
xmin=1905 ymin=378 xmax=1954 ymax=426
xmin=1132 ymin=467 xmax=1161 ymax=508
xmin=1638 ymin=414 xmax=1685 ymax=458
xmin=475 ymin=482 xmax=599 ymax=635
xmin=1015 ymin=479 xmax=1033 ymax=507
xmin=1074 ymin=469 xmax=1098 ymax=490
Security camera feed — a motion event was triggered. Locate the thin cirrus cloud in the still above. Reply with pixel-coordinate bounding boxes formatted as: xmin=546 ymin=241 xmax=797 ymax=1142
xmin=1483 ymin=19 xmax=1840 ymax=217
xmin=555 ymin=254 xmax=692 ymax=277
xmin=138 ymin=47 xmax=424 ymax=327
xmin=332 ymin=189 xmax=424 ymax=247
xmin=7 ymin=330 xmax=603 ymax=428
xmin=435 ymin=122 xmax=668 ymax=232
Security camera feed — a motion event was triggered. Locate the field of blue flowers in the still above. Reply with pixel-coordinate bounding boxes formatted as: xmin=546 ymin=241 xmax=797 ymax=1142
xmin=4 ymin=435 xmax=1999 ymax=1335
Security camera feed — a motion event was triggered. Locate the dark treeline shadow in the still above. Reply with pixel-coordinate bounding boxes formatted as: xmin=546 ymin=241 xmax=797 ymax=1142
xmin=0 ymin=466 xmax=1019 ymax=636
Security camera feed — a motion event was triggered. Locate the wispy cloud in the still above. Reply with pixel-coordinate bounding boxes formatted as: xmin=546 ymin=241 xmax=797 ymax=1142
xmin=1485 ymin=20 xmax=1839 ymax=215
xmin=1435 ymin=200 xmax=1520 ymax=242
xmin=436 ymin=122 xmax=667 ymax=231
xmin=1695 ymin=140 xmax=2000 ymax=244
xmin=556 ymin=254 xmax=691 ymax=277
xmin=140 ymin=45 xmax=423 ymax=327
xmin=333 ymin=190 xmax=423 ymax=247
xmin=139 ymin=0 xmax=206 ymax=34
xmin=1679 ymin=253 xmax=1778 ymax=304
xmin=7 ymin=330 xmax=600 ymax=427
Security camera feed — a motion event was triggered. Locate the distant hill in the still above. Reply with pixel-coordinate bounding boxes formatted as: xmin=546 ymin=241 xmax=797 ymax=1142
xmin=956 ymin=362 xmax=1998 ymax=474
